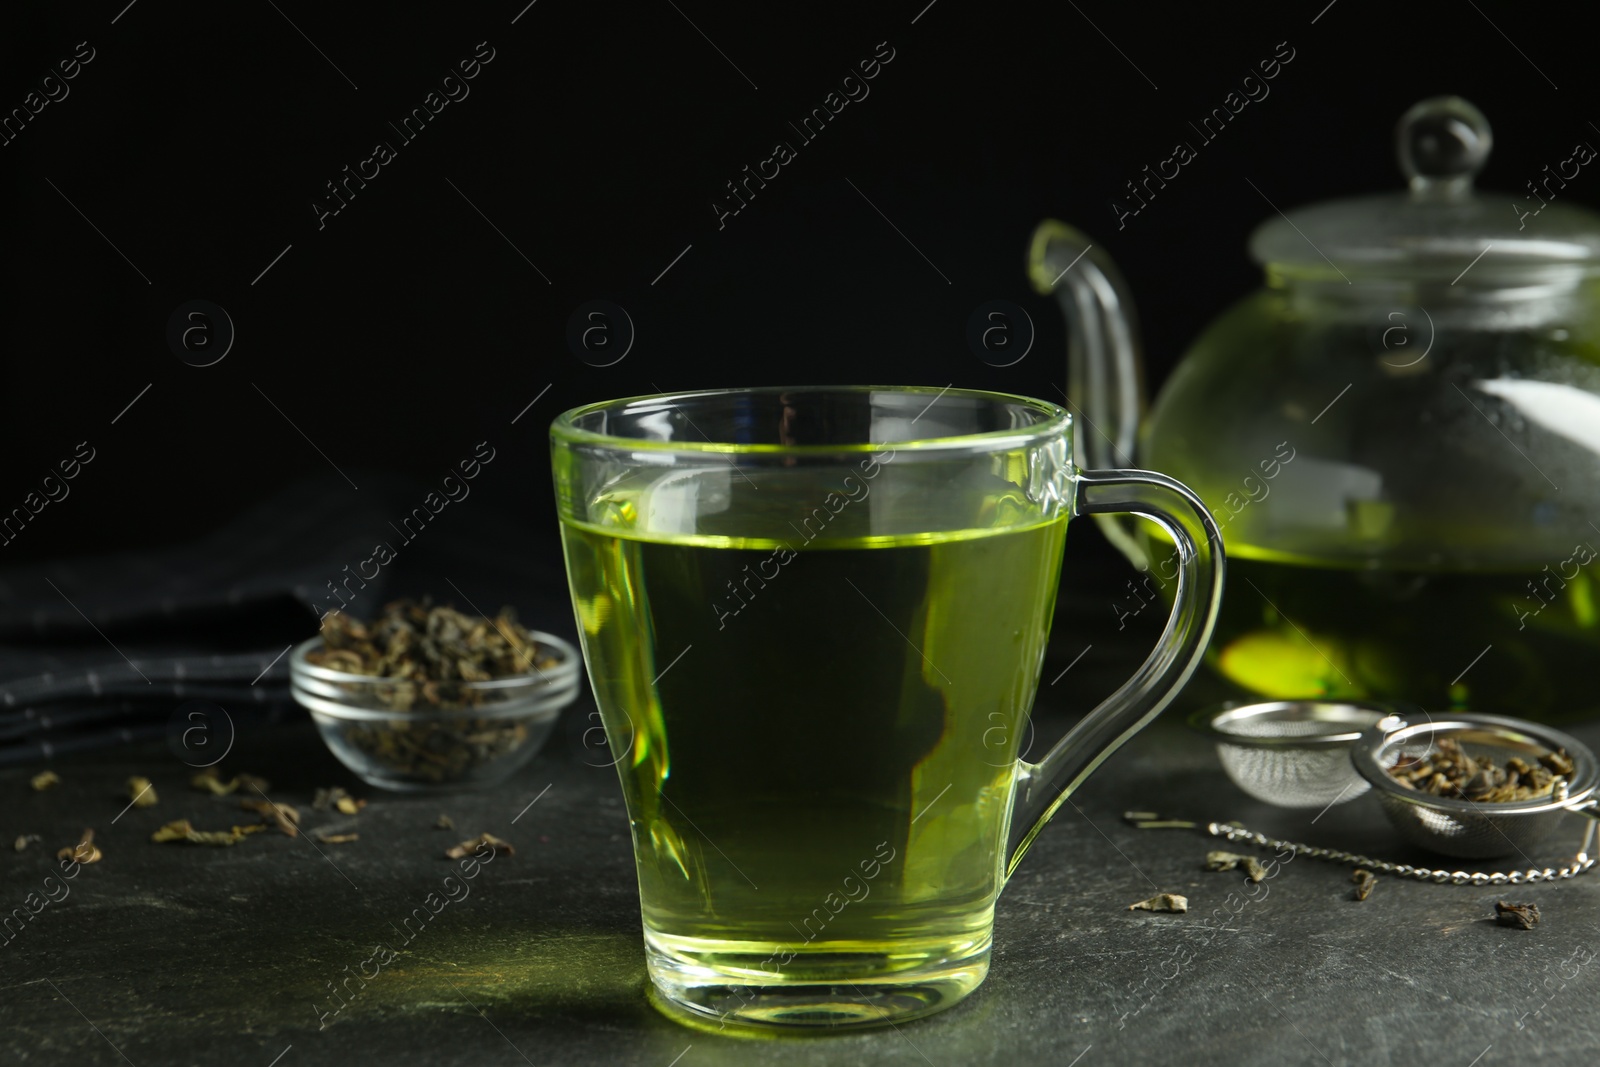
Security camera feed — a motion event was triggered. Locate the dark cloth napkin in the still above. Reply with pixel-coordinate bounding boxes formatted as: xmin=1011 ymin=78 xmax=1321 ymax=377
xmin=0 ymin=474 xmax=574 ymax=765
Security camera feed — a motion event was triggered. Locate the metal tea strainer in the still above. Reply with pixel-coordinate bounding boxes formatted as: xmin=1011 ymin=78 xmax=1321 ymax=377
xmin=1352 ymin=713 xmax=1600 ymax=860
xmin=1186 ymin=699 xmax=1416 ymax=809
xmin=1157 ymin=702 xmax=1600 ymax=885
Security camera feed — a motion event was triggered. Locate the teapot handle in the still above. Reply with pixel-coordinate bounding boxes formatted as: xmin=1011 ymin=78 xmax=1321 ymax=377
xmin=1005 ymin=468 xmax=1224 ymax=879
xmin=1028 ymin=221 xmax=1151 ymax=566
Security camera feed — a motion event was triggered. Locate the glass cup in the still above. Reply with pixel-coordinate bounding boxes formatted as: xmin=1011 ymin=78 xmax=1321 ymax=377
xmin=551 ymin=386 xmax=1223 ymax=1030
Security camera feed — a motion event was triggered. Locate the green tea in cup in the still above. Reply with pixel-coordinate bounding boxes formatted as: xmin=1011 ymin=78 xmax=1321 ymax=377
xmin=552 ymin=386 xmax=1222 ymax=1030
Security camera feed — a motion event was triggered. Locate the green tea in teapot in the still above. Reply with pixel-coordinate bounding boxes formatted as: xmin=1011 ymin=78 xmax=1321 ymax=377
xmin=1212 ymin=554 xmax=1600 ymax=721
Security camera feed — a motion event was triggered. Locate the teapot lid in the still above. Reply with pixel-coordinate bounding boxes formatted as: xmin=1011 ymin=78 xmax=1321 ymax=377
xmin=1249 ymin=96 xmax=1600 ymax=279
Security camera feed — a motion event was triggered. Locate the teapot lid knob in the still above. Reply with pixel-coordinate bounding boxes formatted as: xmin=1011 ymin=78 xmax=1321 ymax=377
xmin=1396 ymin=96 xmax=1492 ymax=198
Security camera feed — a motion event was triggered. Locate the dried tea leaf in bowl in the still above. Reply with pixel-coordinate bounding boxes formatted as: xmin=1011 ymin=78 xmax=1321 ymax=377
xmin=309 ymin=598 xmax=560 ymax=692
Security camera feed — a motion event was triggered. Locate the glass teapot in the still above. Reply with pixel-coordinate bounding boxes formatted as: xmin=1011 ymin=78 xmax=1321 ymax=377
xmin=1029 ymin=96 xmax=1600 ymax=722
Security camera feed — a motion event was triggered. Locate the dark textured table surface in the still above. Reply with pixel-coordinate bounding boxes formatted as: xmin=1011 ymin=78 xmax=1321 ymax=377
xmin=4 ymin=662 xmax=1598 ymax=1067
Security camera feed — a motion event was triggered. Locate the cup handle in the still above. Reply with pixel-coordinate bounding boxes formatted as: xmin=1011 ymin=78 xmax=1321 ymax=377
xmin=1005 ymin=468 xmax=1225 ymax=879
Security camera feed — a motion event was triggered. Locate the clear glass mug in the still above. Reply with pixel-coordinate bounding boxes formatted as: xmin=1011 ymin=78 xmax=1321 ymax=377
xmin=551 ymin=386 xmax=1223 ymax=1030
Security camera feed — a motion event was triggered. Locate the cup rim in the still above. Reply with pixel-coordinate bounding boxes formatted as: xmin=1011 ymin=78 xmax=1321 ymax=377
xmin=549 ymin=385 xmax=1071 ymax=456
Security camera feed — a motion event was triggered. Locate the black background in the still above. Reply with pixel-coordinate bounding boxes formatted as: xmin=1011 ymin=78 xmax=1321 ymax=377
xmin=3 ymin=0 xmax=1594 ymax=580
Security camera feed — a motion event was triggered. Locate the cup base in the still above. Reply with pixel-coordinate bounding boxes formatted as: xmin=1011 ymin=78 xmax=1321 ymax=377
xmin=643 ymin=928 xmax=990 ymax=1031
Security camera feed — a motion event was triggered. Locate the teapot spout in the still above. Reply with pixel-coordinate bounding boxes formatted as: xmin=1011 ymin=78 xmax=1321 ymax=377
xmin=1029 ymin=220 xmax=1150 ymax=564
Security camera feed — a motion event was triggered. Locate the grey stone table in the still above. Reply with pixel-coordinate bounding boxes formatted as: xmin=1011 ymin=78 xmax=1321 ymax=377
xmin=3 ymin=675 xmax=1597 ymax=1067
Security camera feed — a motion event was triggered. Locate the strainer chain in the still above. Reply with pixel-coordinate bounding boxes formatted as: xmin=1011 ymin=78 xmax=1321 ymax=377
xmin=1207 ymin=821 xmax=1598 ymax=885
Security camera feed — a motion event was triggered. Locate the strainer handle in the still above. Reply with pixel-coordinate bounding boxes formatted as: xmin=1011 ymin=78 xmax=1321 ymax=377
xmin=1006 ymin=469 xmax=1224 ymax=879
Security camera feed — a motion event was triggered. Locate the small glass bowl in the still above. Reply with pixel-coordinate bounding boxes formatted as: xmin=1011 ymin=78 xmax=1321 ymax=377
xmin=288 ymin=632 xmax=581 ymax=793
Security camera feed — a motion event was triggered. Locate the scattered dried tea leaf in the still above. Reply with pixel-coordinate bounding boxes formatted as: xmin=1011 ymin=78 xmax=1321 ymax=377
xmin=57 ymin=829 xmax=101 ymax=864
xmin=445 ymin=832 xmax=515 ymax=859
xmin=31 ymin=771 xmax=60 ymax=791
xmin=13 ymin=834 xmax=40 ymax=852
xmin=191 ymin=767 xmax=236 ymax=795
xmin=1496 ymin=901 xmax=1540 ymax=929
xmin=1387 ymin=737 xmax=1571 ymax=803
xmin=312 ymin=830 xmax=359 ymax=844
xmin=126 ymin=776 xmax=158 ymax=808
xmin=435 ymin=814 xmax=454 ymax=831
xmin=191 ymin=768 xmax=271 ymax=796
xmin=1204 ymin=851 xmax=1268 ymax=882
xmin=1129 ymin=893 xmax=1188 ymax=913
xmin=312 ymin=787 xmax=366 ymax=814
xmin=240 ymin=799 xmax=300 ymax=837
xmin=1351 ymin=869 xmax=1377 ymax=902
xmin=150 ymin=819 xmax=268 ymax=846
xmin=1123 ymin=811 xmax=1196 ymax=829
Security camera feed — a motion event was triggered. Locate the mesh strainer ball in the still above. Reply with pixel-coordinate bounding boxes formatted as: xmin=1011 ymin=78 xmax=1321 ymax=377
xmin=1188 ymin=700 xmax=1415 ymax=809
xmin=1352 ymin=713 xmax=1600 ymax=859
